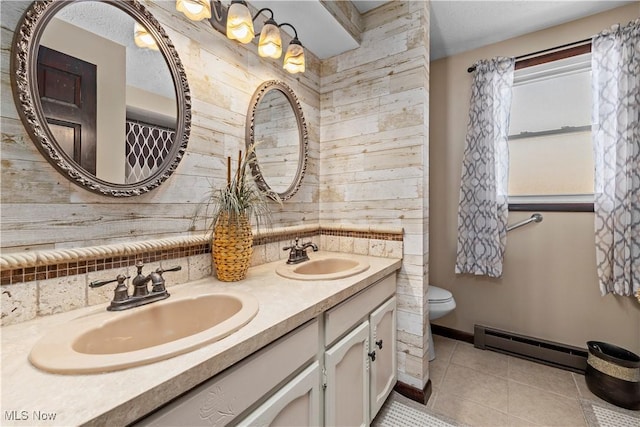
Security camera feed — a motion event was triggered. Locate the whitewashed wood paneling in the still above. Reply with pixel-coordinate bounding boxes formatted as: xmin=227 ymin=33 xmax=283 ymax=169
xmin=1 ymin=0 xmax=320 ymax=251
xmin=320 ymin=1 xmax=430 ymax=392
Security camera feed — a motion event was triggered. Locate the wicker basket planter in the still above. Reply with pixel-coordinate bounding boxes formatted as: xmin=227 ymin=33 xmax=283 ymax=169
xmin=212 ymin=213 xmax=253 ymax=282
xmin=199 ymin=149 xmax=276 ymax=282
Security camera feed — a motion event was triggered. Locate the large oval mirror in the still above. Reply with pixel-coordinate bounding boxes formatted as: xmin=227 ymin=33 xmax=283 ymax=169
xmin=11 ymin=0 xmax=191 ymax=197
xmin=246 ymin=81 xmax=308 ymax=201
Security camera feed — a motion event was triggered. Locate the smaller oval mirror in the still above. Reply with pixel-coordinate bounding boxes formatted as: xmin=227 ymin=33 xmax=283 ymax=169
xmin=246 ymin=81 xmax=308 ymax=201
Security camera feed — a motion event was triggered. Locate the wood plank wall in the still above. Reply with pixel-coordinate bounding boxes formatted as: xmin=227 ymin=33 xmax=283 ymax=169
xmin=0 ymin=0 xmax=321 ymax=252
xmin=320 ymin=1 xmax=430 ymax=391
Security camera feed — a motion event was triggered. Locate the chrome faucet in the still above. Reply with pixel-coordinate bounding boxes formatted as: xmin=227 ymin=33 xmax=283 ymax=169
xmin=90 ymin=262 xmax=181 ymax=311
xmin=283 ymin=238 xmax=318 ymax=264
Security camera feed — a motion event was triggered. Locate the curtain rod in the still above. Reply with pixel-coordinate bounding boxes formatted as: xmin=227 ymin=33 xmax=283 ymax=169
xmin=466 ymin=37 xmax=592 ymax=73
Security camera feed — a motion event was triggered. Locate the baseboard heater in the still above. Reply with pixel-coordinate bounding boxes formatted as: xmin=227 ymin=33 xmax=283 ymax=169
xmin=474 ymin=325 xmax=588 ymax=374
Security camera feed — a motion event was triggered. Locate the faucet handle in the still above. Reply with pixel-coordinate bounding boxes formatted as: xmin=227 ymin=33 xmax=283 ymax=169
xmin=90 ymin=274 xmax=130 ymax=288
xmin=90 ymin=274 xmax=130 ymax=306
xmin=282 ymin=238 xmax=300 ymax=251
xmin=156 ymin=265 xmax=182 ymax=275
xmin=149 ymin=266 xmax=180 ymax=294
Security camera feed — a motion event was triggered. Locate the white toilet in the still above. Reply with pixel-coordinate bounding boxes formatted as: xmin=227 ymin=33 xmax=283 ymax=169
xmin=427 ymin=285 xmax=456 ymax=361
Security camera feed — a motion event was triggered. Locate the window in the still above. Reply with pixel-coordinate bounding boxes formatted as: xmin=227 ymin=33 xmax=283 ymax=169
xmin=508 ymin=51 xmax=594 ymax=211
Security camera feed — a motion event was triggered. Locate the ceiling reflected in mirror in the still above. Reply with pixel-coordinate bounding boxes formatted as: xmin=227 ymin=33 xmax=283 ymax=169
xmin=11 ymin=0 xmax=191 ymax=197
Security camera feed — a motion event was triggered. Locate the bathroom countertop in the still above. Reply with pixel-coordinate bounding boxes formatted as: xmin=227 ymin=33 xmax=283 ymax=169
xmin=0 ymin=251 xmax=401 ymax=426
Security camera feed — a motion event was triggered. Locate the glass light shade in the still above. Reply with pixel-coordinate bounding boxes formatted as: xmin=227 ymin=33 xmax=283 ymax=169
xmin=258 ymin=21 xmax=282 ymax=58
xmin=283 ymin=41 xmax=305 ymax=74
xmin=176 ymin=0 xmax=211 ymax=21
xmin=226 ymin=1 xmax=254 ymax=44
xmin=134 ymin=22 xmax=159 ymax=50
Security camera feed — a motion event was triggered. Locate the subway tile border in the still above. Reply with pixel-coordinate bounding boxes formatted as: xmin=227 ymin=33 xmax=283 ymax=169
xmin=1 ymin=226 xmax=403 ymax=285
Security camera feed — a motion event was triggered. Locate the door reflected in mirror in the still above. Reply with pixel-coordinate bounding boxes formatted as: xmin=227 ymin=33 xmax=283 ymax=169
xmin=39 ymin=1 xmax=176 ymax=184
xmin=247 ymin=81 xmax=308 ymax=201
xmin=11 ymin=0 xmax=190 ymax=197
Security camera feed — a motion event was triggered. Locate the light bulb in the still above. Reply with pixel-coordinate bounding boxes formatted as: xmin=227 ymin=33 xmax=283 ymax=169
xmin=283 ymin=40 xmax=305 ymax=74
xmin=134 ymin=22 xmax=159 ymax=50
xmin=176 ymin=0 xmax=211 ymax=21
xmin=258 ymin=20 xmax=282 ymax=59
xmin=226 ymin=1 xmax=254 ymax=44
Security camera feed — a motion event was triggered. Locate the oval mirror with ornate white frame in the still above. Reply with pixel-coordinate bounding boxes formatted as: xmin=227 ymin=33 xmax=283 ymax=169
xmin=11 ymin=0 xmax=191 ymax=197
xmin=246 ymin=80 xmax=308 ymax=201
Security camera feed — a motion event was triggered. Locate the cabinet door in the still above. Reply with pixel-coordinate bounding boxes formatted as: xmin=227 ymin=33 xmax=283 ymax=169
xmin=369 ymin=296 xmax=397 ymax=419
xmin=237 ymin=361 xmax=321 ymax=427
xmin=324 ymin=321 xmax=370 ymax=427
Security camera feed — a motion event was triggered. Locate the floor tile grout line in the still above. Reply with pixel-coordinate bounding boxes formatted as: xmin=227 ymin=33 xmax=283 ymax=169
xmin=506 ymin=364 xmax=512 ymax=423
xmin=428 ymin=390 xmax=438 ymax=410
xmin=446 ymin=358 xmax=511 ymax=382
xmin=571 ymin=372 xmax=581 ymax=393
xmin=505 ymin=377 xmax=583 ymax=401
xmin=432 ymin=387 xmax=512 ymax=422
xmin=571 ymin=371 xmax=590 ymax=400
xmin=510 ymin=413 xmax=543 ymax=426
xmin=432 ymin=338 xmax=457 ymax=390
xmin=579 ymin=403 xmax=590 ymax=427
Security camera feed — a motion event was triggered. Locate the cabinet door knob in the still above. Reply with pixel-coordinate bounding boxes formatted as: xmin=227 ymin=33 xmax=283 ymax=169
xmin=376 ymin=339 xmax=383 ymax=349
xmin=368 ymin=351 xmax=376 ymax=362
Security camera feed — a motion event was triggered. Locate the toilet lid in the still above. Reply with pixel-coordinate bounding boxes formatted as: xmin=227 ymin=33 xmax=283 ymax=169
xmin=428 ymin=286 xmax=452 ymax=302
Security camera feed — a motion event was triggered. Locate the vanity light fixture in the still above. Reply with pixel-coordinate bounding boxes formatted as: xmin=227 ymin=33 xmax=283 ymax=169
xmin=176 ymin=0 xmax=305 ymax=73
xmin=133 ymin=22 xmax=159 ymax=50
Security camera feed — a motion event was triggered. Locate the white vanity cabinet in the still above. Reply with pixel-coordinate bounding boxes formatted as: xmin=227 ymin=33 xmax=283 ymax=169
xmin=323 ymin=274 xmax=397 ymax=426
xmin=137 ymin=273 xmax=397 ymax=427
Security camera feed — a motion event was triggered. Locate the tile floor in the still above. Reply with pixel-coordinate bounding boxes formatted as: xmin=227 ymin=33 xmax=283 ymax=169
xmin=425 ymin=334 xmax=618 ymax=426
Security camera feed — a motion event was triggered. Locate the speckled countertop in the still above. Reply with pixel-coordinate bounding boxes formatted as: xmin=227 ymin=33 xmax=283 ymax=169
xmin=1 ymin=252 xmax=401 ymax=426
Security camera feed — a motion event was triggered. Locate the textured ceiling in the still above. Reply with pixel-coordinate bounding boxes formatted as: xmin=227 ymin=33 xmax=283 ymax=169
xmin=250 ymin=0 xmax=637 ymax=60
xmin=428 ymin=0 xmax=637 ymax=60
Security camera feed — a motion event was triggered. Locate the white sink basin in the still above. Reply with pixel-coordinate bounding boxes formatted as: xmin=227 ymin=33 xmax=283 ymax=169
xmin=276 ymin=256 xmax=370 ymax=281
xmin=29 ymin=290 xmax=259 ymax=374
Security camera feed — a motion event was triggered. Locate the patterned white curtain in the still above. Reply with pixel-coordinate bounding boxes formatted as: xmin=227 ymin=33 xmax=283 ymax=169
xmin=591 ymin=19 xmax=640 ymax=297
xmin=455 ymin=57 xmax=515 ymax=278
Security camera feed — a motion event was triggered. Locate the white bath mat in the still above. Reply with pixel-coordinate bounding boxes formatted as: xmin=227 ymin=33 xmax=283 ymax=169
xmin=581 ymin=399 xmax=640 ymax=427
xmin=372 ymin=392 xmax=461 ymax=427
